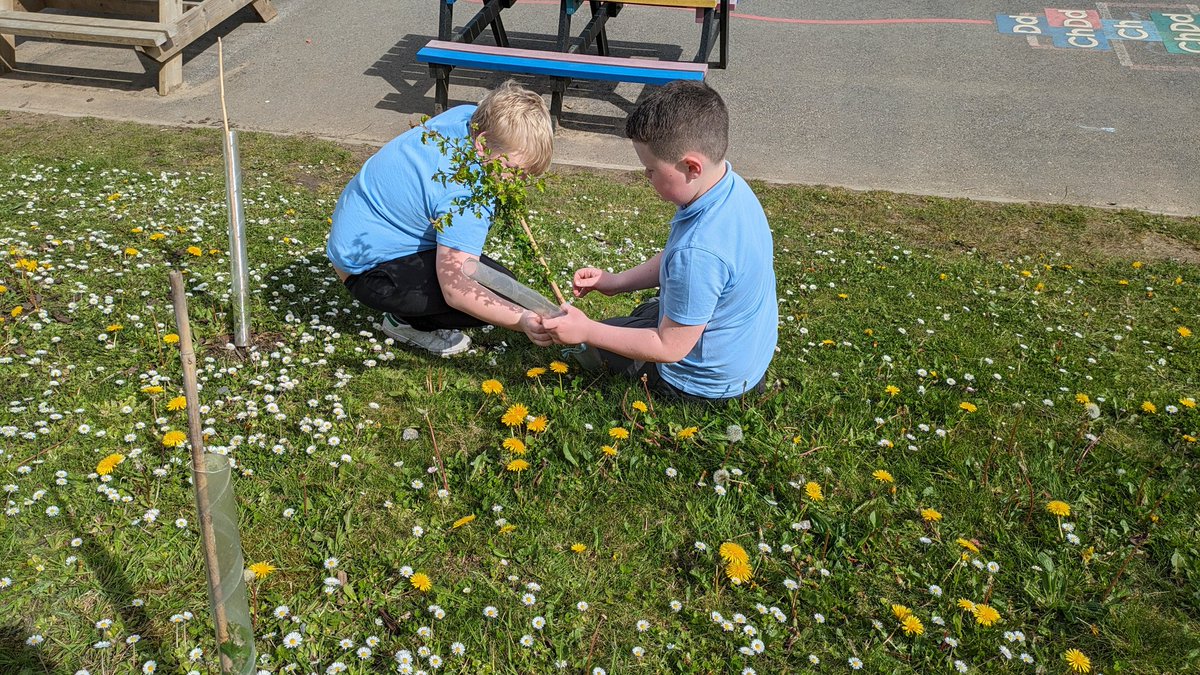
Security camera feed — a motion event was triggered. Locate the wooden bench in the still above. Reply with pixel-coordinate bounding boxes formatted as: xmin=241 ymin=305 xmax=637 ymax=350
xmin=416 ymin=39 xmax=707 ymax=123
xmin=0 ymin=0 xmax=277 ymax=95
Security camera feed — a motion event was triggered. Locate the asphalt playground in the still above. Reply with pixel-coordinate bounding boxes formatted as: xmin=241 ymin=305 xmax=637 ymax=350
xmin=0 ymin=0 xmax=1197 ymax=214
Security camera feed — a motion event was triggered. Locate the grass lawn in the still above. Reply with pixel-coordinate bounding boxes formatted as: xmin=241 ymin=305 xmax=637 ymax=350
xmin=0 ymin=111 xmax=1198 ymax=675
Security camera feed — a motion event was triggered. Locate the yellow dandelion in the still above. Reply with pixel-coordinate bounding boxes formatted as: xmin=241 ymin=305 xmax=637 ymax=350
xmin=1075 ymin=393 xmax=1090 ymax=405
xmin=106 ymin=324 xmax=123 ymax=332
xmin=502 ymin=403 xmax=529 ymax=427
xmin=872 ymin=469 xmax=894 ymax=483
xmin=921 ymin=508 xmax=943 ymax=522
xmin=601 ymin=445 xmax=618 ymax=457
xmin=163 ymin=333 xmax=180 ymax=345
xmin=452 ymin=514 xmax=476 ymax=529
xmin=956 ymin=538 xmax=980 ymax=554
xmin=506 ymin=459 xmax=530 ymax=473
xmin=1180 ymin=397 xmax=1196 ymax=409
xmin=166 ymin=396 xmax=187 ymax=412
xmin=1141 ymin=401 xmax=1157 ymax=414
xmin=481 ymin=379 xmax=503 ymax=395
xmin=550 ymin=361 xmax=569 ymax=374
xmin=247 ymin=562 xmax=277 ymax=580
xmin=527 ymin=416 xmax=548 ymax=433
xmin=410 ymin=572 xmax=432 ymax=592
xmin=1118 ymin=279 xmax=1129 ymax=286
xmin=609 ymin=427 xmax=629 ymax=440
xmin=957 ymin=599 xmax=976 ymax=612
xmin=10 ymin=306 xmax=22 ymax=318
xmin=1132 ymin=260 xmax=1143 ymax=269
xmin=901 ymin=615 xmax=924 ymax=636
xmin=96 ymin=453 xmax=126 ymax=476
xmin=149 ymin=232 xmax=166 ymax=241
xmin=107 ymin=192 xmax=121 ymax=201
xmin=972 ymin=603 xmax=1000 ymax=626
xmin=725 ymin=559 xmax=753 ymax=584
xmin=162 ymin=430 xmax=187 ymax=447
xmin=499 ymin=524 xmax=517 ymax=534
xmin=676 ymin=426 xmax=698 ymax=440
xmin=632 ymin=401 xmax=648 ymax=413
xmin=124 ymin=247 xmax=139 ymax=256
xmin=0 ymin=285 xmax=6 ymax=294
xmin=959 ymin=401 xmax=977 ymax=413
xmin=502 ymin=438 xmax=526 ymax=455
xmin=142 ymin=385 xmax=165 ymax=394
xmin=186 ymin=246 xmax=203 ymax=257
xmin=885 ymin=385 xmax=900 ymax=396
xmin=1047 ymin=500 xmax=1071 ymax=517
xmin=526 ymin=367 xmax=546 ymax=378
xmin=1064 ymin=649 xmax=1091 ymax=673
xmin=891 ymin=604 xmax=912 ymax=621
xmin=1177 ymin=326 xmax=1191 ymax=338
xmin=719 ymin=542 xmax=749 ymax=565
xmin=570 ymin=543 xmax=587 ymax=554
xmin=804 ymin=481 xmax=824 ymax=502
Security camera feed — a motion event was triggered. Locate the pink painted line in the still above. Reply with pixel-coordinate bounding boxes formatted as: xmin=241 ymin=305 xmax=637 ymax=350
xmin=731 ymin=13 xmax=994 ymax=26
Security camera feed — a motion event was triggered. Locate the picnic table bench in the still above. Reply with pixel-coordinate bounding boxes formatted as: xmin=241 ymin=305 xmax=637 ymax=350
xmin=417 ymin=0 xmax=732 ymax=124
xmin=0 ymin=0 xmax=277 ymax=95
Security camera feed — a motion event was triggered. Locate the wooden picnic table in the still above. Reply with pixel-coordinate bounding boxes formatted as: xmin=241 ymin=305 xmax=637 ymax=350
xmin=421 ymin=0 xmax=732 ymax=122
xmin=0 ymin=0 xmax=277 ymax=95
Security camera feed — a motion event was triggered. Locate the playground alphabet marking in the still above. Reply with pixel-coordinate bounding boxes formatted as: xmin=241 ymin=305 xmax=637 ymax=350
xmin=996 ymin=4 xmax=1200 ymax=70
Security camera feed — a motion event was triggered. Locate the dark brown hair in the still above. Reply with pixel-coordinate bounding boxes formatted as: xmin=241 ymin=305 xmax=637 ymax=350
xmin=625 ymin=81 xmax=728 ymax=163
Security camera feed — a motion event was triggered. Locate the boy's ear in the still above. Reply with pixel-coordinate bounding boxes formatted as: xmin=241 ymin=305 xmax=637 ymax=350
xmin=679 ymin=152 xmax=705 ymax=180
xmin=473 ymin=132 xmax=488 ymax=154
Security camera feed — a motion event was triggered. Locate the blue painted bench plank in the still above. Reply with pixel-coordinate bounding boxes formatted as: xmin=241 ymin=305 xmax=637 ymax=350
xmin=417 ymin=46 xmax=706 ymax=85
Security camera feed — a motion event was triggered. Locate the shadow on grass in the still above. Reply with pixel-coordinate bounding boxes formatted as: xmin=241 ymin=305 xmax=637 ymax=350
xmin=0 ymin=624 xmax=57 ymax=675
xmin=61 ymin=508 xmax=181 ymax=674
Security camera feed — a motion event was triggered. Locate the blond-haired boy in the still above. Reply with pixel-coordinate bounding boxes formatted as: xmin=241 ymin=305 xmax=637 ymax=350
xmin=327 ymin=81 xmax=554 ymax=355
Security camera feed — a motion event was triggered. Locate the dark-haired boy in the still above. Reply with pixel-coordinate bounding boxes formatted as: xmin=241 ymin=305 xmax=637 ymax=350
xmin=544 ymin=81 xmax=777 ymax=402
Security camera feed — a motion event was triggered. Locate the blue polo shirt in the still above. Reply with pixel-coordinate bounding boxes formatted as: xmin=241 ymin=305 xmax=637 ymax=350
xmin=326 ymin=105 xmax=491 ymax=275
xmin=657 ymin=164 xmax=778 ymax=398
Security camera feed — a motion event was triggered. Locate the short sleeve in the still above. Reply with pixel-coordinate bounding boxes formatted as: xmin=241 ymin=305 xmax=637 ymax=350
xmin=434 ymin=185 xmax=492 ymax=256
xmin=661 ymin=247 xmax=730 ymax=326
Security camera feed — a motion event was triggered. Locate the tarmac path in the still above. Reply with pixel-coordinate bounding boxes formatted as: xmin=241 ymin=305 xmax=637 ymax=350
xmin=0 ymin=1 xmax=1196 ymax=214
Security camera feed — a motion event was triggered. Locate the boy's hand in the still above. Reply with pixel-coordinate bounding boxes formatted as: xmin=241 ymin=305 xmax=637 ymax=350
xmin=573 ymin=268 xmax=617 ymax=297
xmin=542 ymin=304 xmax=592 ymax=345
xmin=518 ymin=311 xmax=554 ymax=347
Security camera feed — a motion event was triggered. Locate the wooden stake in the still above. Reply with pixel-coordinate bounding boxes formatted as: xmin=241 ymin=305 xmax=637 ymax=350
xmin=170 ymin=271 xmax=234 ymax=675
xmin=218 ymin=37 xmax=230 ymax=136
xmin=518 ymin=216 xmax=566 ymax=305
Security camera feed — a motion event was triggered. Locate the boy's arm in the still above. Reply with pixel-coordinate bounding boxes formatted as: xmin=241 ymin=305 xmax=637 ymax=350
xmin=543 ymin=305 xmax=704 ymax=363
xmin=574 ymin=251 xmax=662 ymax=297
xmin=436 ymin=246 xmax=552 ymax=346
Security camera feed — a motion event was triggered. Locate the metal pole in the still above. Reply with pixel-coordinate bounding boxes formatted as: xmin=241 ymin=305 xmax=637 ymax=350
xmin=223 ymin=129 xmax=251 ymax=348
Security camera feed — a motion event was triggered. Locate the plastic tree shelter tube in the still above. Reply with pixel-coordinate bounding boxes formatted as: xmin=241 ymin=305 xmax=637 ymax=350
xmin=462 ymin=258 xmax=602 ymax=369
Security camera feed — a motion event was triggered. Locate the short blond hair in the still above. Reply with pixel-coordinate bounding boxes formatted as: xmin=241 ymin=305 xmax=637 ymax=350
xmin=471 ymin=81 xmax=554 ymax=175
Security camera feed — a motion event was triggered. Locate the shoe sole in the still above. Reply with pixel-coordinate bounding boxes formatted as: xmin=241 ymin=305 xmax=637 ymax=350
xmin=376 ymin=323 xmax=472 ymax=356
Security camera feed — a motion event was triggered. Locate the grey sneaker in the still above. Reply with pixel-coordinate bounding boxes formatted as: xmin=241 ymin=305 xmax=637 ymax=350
xmin=377 ymin=313 xmax=471 ymax=356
